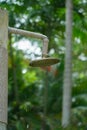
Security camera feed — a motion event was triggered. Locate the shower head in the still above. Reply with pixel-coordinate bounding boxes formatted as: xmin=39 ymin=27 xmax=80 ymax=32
xmin=8 ymin=27 xmax=60 ymax=67
xmin=29 ymin=57 xmax=59 ymax=67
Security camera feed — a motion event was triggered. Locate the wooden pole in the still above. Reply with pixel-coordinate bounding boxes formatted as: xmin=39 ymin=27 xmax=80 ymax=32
xmin=0 ymin=9 xmax=8 ymax=130
xmin=62 ymin=0 xmax=73 ymax=127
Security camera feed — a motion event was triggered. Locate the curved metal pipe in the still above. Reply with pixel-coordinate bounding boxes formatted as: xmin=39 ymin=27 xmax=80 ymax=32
xmin=8 ymin=27 xmax=47 ymax=40
xmin=8 ymin=27 xmax=49 ymax=57
xmin=8 ymin=27 xmax=59 ymax=67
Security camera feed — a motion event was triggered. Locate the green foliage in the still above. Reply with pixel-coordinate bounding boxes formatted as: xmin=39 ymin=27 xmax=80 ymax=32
xmin=0 ymin=0 xmax=87 ymax=129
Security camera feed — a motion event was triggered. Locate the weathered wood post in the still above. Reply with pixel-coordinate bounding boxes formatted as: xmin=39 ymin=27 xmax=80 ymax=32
xmin=0 ymin=9 xmax=8 ymax=130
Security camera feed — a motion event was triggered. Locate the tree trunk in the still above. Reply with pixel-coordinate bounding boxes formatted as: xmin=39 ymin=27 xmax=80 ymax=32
xmin=62 ymin=0 xmax=73 ymax=127
xmin=41 ymin=71 xmax=48 ymax=130
xmin=0 ymin=9 xmax=8 ymax=130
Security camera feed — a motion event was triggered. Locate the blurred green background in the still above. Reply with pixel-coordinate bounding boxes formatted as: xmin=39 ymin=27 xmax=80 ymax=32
xmin=1 ymin=0 xmax=87 ymax=129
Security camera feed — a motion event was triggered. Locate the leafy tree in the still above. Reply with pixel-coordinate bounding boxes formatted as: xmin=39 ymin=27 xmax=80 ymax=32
xmin=0 ymin=0 xmax=87 ymax=129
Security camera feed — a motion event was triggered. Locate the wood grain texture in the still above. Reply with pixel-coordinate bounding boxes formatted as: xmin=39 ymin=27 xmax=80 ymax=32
xmin=0 ymin=8 xmax=8 ymax=129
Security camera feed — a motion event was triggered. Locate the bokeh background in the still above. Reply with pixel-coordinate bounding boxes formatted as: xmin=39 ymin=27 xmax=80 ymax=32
xmin=1 ymin=0 xmax=87 ymax=129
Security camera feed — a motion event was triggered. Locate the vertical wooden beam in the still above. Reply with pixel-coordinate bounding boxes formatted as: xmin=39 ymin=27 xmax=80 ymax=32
xmin=0 ymin=8 xmax=8 ymax=130
xmin=62 ymin=0 xmax=73 ymax=127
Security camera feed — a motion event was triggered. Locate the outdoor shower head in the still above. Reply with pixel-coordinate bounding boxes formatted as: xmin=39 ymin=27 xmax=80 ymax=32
xmin=29 ymin=37 xmax=59 ymax=67
xmin=8 ymin=27 xmax=60 ymax=67
xmin=29 ymin=57 xmax=59 ymax=67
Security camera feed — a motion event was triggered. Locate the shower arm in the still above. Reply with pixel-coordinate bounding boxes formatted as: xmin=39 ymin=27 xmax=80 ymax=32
xmin=8 ymin=27 xmax=49 ymax=57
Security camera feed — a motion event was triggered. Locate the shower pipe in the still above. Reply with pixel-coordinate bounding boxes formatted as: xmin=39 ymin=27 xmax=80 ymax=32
xmin=8 ymin=27 xmax=49 ymax=57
